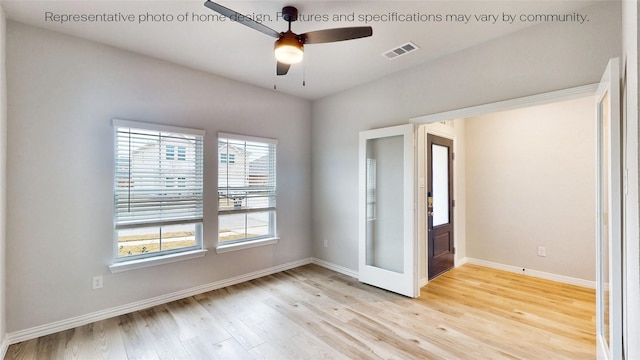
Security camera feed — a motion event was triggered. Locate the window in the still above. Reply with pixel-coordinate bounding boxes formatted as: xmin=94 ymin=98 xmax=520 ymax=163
xmin=113 ymin=119 xmax=205 ymax=261
xmin=218 ymin=133 xmax=277 ymax=245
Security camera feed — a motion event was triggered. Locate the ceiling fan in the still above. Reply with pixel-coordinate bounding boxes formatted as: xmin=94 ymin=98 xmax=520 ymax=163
xmin=204 ymin=1 xmax=373 ymax=76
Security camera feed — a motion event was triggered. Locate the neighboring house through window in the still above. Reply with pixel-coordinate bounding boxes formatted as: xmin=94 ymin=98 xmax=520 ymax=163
xmin=166 ymin=145 xmax=175 ymax=160
xmin=220 ymin=153 xmax=235 ymax=164
xmin=113 ymin=119 xmax=205 ymax=261
xmin=218 ymin=133 xmax=277 ymax=245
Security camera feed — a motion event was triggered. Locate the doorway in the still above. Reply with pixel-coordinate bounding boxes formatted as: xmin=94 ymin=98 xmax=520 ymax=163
xmin=417 ymin=94 xmax=598 ymax=285
xmin=411 ymin=70 xmax=621 ymax=357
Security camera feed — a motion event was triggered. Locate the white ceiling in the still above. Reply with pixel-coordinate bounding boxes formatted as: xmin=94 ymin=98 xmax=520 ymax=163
xmin=1 ymin=0 xmax=600 ymax=100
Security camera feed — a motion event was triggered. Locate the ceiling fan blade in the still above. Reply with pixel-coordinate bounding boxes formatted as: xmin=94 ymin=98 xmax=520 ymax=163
xmin=204 ymin=1 xmax=280 ymax=38
xmin=277 ymin=62 xmax=291 ymax=76
xmin=302 ymin=27 xmax=373 ymax=44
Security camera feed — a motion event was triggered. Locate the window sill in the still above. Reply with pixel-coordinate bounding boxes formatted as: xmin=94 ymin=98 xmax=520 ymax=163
xmin=216 ymin=237 xmax=279 ymax=254
xmin=109 ymin=249 xmax=208 ymax=273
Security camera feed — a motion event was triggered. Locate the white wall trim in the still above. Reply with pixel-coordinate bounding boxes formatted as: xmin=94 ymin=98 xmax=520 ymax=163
xmin=6 ymin=258 xmax=312 ymax=345
xmin=216 ymin=237 xmax=279 ymax=254
xmin=465 ymin=257 xmax=595 ymax=289
xmin=1 ymin=7 xmax=7 ymax=359
xmin=0 ymin=337 xmax=8 ymax=359
xmin=455 ymin=256 xmax=468 ymax=268
xmin=109 ymin=249 xmax=208 ymax=273
xmin=410 ymin=83 xmax=598 ymax=124
xmin=311 ymin=257 xmax=358 ymax=278
xmin=422 ymin=121 xmax=457 ymax=139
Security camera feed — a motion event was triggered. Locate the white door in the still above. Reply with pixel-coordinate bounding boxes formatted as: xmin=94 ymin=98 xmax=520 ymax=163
xmin=358 ymin=124 xmax=418 ymax=298
xmin=596 ymin=58 xmax=622 ymax=360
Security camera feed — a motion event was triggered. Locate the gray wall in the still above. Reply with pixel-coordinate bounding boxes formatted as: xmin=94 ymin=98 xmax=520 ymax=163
xmin=5 ymin=22 xmax=312 ymax=332
xmin=464 ymin=97 xmax=596 ymax=281
xmin=311 ymin=1 xmax=621 ymax=272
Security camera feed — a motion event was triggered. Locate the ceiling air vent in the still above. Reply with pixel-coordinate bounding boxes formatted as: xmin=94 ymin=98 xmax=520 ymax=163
xmin=383 ymin=42 xmax=419 ymax=60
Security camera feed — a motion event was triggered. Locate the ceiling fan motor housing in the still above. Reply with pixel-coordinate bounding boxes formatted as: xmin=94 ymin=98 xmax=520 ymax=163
xmin=276 ymin=31 xmax=303 ymax=49
xmin=281 ymin=6 xmax=298 ymax=22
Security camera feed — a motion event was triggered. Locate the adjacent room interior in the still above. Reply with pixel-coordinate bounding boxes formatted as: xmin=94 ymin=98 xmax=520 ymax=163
xmin=416 ymin=95 xmax=597 ymax=286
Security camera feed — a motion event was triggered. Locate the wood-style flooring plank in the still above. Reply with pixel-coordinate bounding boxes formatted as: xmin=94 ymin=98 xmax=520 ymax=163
xmin=132 ymin=307 xmax=191 ymax=360
xmin=193 ymin=289 xmax=265 ymax=351
xmin=5 ymin=338 xmax=37 ymax=360
xmin=5 ymin=263 xmax=595 ymax=360
xmin=58 ymin=319 xmax=129 ymax=360
xmin=117 ymin=313 xmax=161 ymax=360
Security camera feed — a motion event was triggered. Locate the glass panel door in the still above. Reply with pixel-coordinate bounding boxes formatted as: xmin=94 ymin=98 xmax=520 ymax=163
xmin=596 ymin=58 xmax=622 ymax=360
xmin=359 ymin=124 xmax=418 ymax=298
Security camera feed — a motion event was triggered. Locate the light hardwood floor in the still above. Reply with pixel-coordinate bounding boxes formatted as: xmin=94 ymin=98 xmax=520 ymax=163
xmin=5 ymin=264 xmax=595 ymax=359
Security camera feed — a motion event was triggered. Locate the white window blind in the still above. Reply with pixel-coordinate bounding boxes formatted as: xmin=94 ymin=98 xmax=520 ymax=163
xmin=218 ymin=133 xmax=276 ymax=214
xmin=114 ymin=120 xmax=204 ymax=229
xmin=218 ymin=133 xmax=277 ymax=243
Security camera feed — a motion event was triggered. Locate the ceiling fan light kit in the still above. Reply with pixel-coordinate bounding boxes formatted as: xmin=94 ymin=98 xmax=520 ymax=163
xmin=274 ymin=32 xmax=304 ymax=64
xmin=204 ymin=0 xmax=373 ymax=77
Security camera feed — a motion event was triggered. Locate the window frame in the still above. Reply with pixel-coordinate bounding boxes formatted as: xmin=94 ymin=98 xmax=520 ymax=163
xmin=217 ymin=132 xmax=278 ymax=251
xmin=112 ymin=119 xmax=206 ymax=266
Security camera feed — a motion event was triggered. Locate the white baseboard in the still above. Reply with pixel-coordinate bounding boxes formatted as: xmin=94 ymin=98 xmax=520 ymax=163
xmin=311 ymin=257 xmax=358 ymax=278
xmin=0 ymin=336 xmax=8 ymax=359
xmin=465 ymin=257 xmax=596 ymax=289
xmin=6 ymin=258 xmax=313 ymax=345
xmin=455 ymin=256 xmax=468 ymax=267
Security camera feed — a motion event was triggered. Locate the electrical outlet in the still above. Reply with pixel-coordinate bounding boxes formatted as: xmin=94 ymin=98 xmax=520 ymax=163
xmin=92 ymin=275 xmax=103 ymax=290
xmin=323 ymin=239 xmax=328 ymax=248
xmin=537 ymin=246 xmax=546 ymax=257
